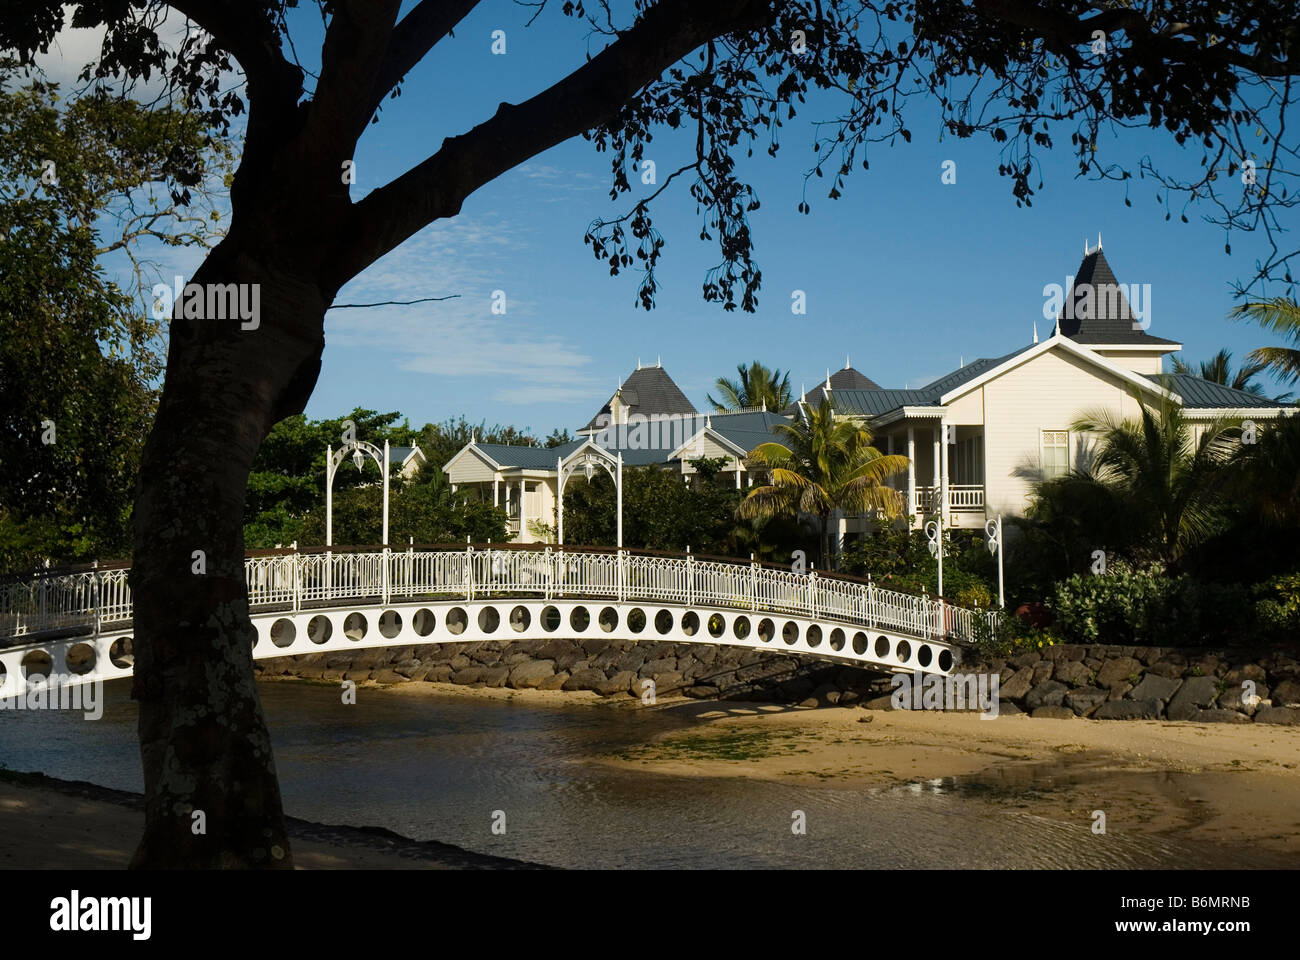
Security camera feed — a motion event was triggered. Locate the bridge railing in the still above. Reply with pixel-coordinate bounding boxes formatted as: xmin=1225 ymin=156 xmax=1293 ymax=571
xmin=0 ymin=546 xmax=999 ymax=646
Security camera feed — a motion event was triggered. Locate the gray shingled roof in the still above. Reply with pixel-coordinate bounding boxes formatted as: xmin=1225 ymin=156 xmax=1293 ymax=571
xmin=582 ymin=365 xmax=697 ymax=431
xmin=471 ymin=441 xmax=583 ymax=469
xmin=1148 ymin=373 xmax=1289 ymax=409
xmin=784 ymin=365 xmax=881 ymax=414
xmin=708 ymin=410 xmax=790 ymax=454
xmin=1059 ymin=248 xmax=1179 ymax=346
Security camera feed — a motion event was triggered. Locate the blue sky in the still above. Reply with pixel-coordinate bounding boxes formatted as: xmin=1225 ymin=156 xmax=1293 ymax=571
xmin=51 ymin=3 xmax=1297 ymax=437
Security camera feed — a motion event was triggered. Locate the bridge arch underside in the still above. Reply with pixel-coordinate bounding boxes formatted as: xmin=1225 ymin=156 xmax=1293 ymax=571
xmin=0 ymin=600 xmax=962 ymax=694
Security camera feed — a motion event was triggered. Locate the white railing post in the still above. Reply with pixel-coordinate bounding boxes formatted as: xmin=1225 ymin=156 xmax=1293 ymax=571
xmin=618 ymin=548 xmax=626 ymax=603
xmin=91 ymin=560 xmax=101 ymax=637
xmin=749 ymin=554 xmax=758 ymax=611
xmin=408 ymin=539 xmax=414 ymax=598
xmin=292 ymin=546 xmax=301 ymax=613
xmin=544 ymin=547 xmax=553 ymax=601
xmin=382 ymin=545 xmax=391 ymax=605
xmin=809 ymin=569 xmax=818 ymax=619
xmin=867 ymin=574 xmax=875 ymax=629
xmin=465 ymin=544 xmax=474 ymax=602
xmin=686 ymin=547 xmax=694 ymax=606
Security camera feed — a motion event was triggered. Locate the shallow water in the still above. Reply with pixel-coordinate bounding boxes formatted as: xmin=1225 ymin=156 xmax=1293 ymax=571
xmin=0 ymin=681 xmax=1284 ymax=868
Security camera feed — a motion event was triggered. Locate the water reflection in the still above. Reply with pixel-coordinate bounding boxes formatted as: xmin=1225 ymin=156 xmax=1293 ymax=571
xmin=0 ymin=680 xmax=1286 ymax=869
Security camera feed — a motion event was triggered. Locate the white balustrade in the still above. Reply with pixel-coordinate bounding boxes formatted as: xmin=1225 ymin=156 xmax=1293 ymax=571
xmin=0 ymin=547 xmax=999 ymax=646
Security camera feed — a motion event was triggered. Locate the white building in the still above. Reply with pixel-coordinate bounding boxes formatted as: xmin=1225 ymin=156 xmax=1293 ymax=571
xmin=444 ymin=244 xmax=1295 ymax=544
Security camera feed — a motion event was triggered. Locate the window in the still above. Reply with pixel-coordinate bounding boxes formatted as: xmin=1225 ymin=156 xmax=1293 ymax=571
xmin=1041 ymin=430 xmax=1069 ymax=479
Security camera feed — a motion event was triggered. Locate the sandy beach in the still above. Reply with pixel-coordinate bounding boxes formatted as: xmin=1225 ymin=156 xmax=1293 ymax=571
xmin=4 ymin=678 xmax=1299 ymax=867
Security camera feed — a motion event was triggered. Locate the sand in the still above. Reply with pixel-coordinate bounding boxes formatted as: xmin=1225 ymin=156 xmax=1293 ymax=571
xmin=4 ymin=677 xmax=1298 ymax=866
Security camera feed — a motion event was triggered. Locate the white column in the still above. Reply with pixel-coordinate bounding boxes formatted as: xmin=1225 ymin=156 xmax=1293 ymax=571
xmin=519 ymin=478 xmax=527 ymax=542
xmin=325 ymin=444 xmax=333 ymax=547
xmin=382 ymin=439 xmax=390 ymax=546
xmin=493 ymin=478 xmax=499 ymax=506
xmin=907 ymin=427 xmax=916 ymax=527
xmin=931 ymin=428 xmax=940 ymax=514
xmin=940 ymin=423 xmax=951 ymax=525
xmin=734 ymin=457 xmax=741 ymax=489
xmin=616 ymin=453 xmax=623 ymax=548
xmin=556 ymin=457 xmax=564 ymax=545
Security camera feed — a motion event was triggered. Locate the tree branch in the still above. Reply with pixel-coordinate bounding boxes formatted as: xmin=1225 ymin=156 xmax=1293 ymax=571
xmin=364 ymin=0 xmax=483 ymax=125
xmin=334 ymin=0 xmax=773 ymax=285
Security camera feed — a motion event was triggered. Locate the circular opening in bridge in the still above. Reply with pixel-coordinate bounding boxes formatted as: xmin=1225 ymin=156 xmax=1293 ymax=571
xmin=874 ymin=636 xmax=889 ymax=658
xmin=570 ymin=607 xmax=590 ymax=632
xmin=627 ymin=608 xmax=646 ymax=633
xmin=21 ymin=650 xmax=51 ymax=682
xmin=413 ymin=608 xmax=436 ymax=637
xmin=66 ymin=642 xmax=96 ymax=675
xmin=0 ymin=661 xmax=6 ymax=689
xmin=109 ymin=637 xmax=133 ymax=668
xmin=654 ymin=610 xmax=673 ymax=635
xmin=308 ymin=615 xmax=334 ymax=644
xmin=681 ymin=612 xmax=699 ymax=636
xmin=757 ymin=618 xmax=774 ymax=643
xmin=598 ymin=607 xmax=618 ymax=632
xmin=271 ymin=618 xmax=297 ymax=648
xmin=510 ymin=606 xmax=530 ymax=632
xmin=806 ymin=625 xmax=823 ymax=648
xmin=707 ymin=614 xmax=725 ymax=638
xmin=477 ymin=607 xmax=500 ymax=633
xmin=938 ymin=649 xmax=954 ymax=672
xmin=541 ymin=606 xmax=561 ymax=632
xmin=379 ymin=610 xmax=403 ymax=639
xmin=917 ymin=644 xmax=933 ymax=668
xmin=852 ymin=631 xmax=867 ymax=655
xmin=733 ymin=616 xmax=751 ymax=639
xmin=830 ymin=628 xmax=846 ymax=652
xmin=446 ymin=608 xmax=468 ymax=635
xmin=896 ymin=640 xmax=911 ymax=663
xmin=344 ymin=613 xmax=368 ymax=641
xmin=782 ymin=621 xmax=799 ymax=645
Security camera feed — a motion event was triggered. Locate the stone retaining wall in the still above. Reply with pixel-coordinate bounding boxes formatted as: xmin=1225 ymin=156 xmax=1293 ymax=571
xmin=254 ymin=638 xmax=1300 ymax=724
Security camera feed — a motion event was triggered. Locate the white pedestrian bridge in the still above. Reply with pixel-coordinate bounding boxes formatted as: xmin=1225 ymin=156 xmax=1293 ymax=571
xmin=0 ymin=545 xmax=998 ymax=693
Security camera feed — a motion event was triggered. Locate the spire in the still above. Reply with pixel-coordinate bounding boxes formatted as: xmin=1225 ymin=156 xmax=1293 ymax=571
xmin=801 ymin=382 xmax=806 ymax=402
xmin=1033 ymin=321 xmax=1039 ymax=344
xmin=471 ymin=429 xmax=477 ymax=444
xmin=1097 ymin=231 xmax=1102 ymax=250
xmin=845 ymin=354 xmax=851 ymax=370
xmin=960 ymin=355 xmax=964 ymax=368
xmin=657 ymin=354 xmax=662 ymax=368
xmin=825 ymin=368 xmax=831 ymax=390
xmin=637 ymin=357 xmax=641 ymax=370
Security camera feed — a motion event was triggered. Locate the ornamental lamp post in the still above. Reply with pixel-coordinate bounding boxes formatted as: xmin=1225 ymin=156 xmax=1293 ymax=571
xmin=984 ymin=513 xmax=1005 ymax=608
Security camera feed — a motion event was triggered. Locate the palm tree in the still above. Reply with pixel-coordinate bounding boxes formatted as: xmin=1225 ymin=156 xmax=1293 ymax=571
xmin=1231 ymin=297 xmax=1300 ymax=387
xmin=1070 ymin=399 xmax=1238 ymax=565
xmin=738 ymin=400 xmax=908 ymax=568
xmin=1223 ymin=413 xmax=1300 ymax=528
xmin=708 ymin=361 xmax=793 ymax=412
xmin=1171 ymin=348 xmax=1267 ymax=395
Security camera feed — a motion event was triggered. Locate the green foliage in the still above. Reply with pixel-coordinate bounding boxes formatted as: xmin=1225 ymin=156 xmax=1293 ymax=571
xmin=708 ymin=361 xmax=793 ymax=412
xmin=969 ymin=612 xmax=1062 ymax=659
xmin=839 ymin=526 xmax=997 ymax=603
xmin=1050 ymin=559 xmax=1251 ymax=646
xmin=739 ymin=400 xmax=908 ymax=567
xmin=560 ymin=465 xmax=805 ymax=559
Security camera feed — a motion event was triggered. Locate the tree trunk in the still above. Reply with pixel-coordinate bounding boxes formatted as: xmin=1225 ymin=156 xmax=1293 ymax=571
xmin=129 ymin=250 xmax=325 ymax=869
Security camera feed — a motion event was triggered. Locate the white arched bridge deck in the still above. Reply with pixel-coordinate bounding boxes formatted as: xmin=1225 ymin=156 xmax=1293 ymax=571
xmin=0 ymin=545 xmax=998 ymax=693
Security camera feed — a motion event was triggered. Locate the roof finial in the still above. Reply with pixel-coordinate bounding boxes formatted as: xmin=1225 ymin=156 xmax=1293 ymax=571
xmin=801 ymin=382 xmax=806 ymax=402
xmin=960 ymin=355 xmax=964 ymax=368
xmin=845 ymin=354 xmax=851 ymax=370
xmin=657 ymin=354 xmax=661 ymax=368
xmin=1097 ymin=231 xmax=1102 ymax=250
xmin=706 ymin=415 xmax=712 ymax=429
xmin=637 ymin=357 xmax=641 ymax=370
xmin=471 ymin=429 xmax=477 ymax=444
xmin=1033 ymin=321 xmax=1039 ymax=344
xmin=825 ymin=368 xmax=831 ymax=390
xmin=761 ymin=399 xmax=766 ymax=411
xmin=1084 ymin=237 xmax=1088 ymax=256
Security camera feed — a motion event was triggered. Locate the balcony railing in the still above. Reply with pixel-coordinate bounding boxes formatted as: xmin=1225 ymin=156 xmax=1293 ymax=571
xmin=912 ymin=484 xmax=984 ymax=514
